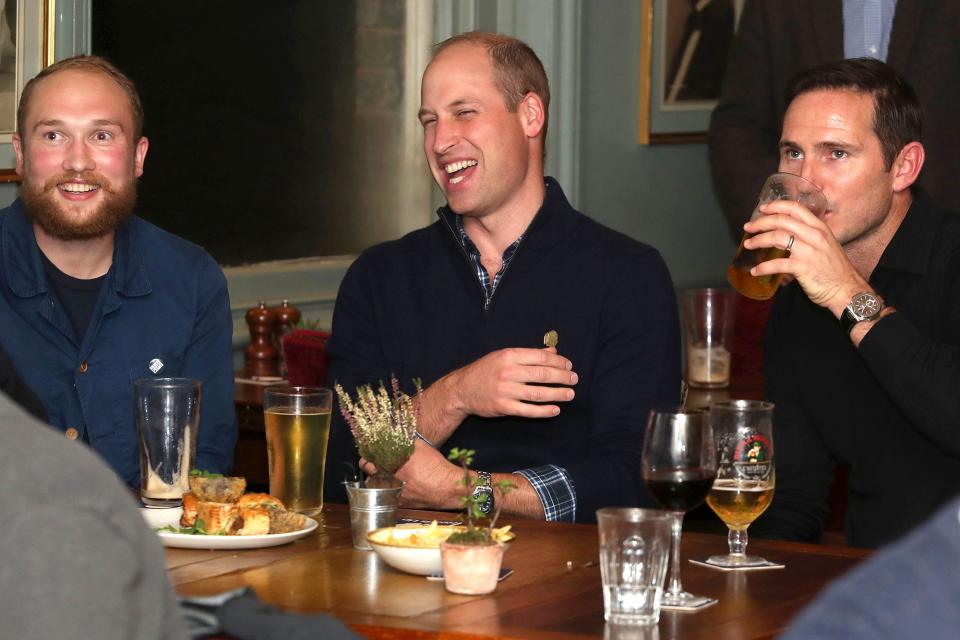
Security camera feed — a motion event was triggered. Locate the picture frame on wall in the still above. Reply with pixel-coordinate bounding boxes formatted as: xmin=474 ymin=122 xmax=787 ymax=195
xmin=0 ymin=0 xmax=55 ymax=182
xmin=638 ymin=0 xmax=743 ymax=145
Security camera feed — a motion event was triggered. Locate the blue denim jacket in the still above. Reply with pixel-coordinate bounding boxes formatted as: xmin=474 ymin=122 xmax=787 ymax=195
xmin=0 ymin=200 xmax=237 ymax=487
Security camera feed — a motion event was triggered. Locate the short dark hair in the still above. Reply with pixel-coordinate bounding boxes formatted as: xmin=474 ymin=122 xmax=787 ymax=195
xmin=17 ymin=55 xmax=144 ymax=140
xmin=785 ymin=58 xmax=921 ymax=170
xmin=433 ymin=31 xmax=550 ymax=154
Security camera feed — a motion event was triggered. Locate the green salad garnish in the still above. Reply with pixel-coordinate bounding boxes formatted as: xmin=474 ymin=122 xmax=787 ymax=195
xmin=156 ymin=518 xmax=224 ymax=536
xmin=189 ymin=469 xmax=223 ymax=479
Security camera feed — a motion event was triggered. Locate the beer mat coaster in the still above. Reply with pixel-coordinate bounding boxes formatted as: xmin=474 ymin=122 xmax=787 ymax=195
xmin=426 ymin=568 xmax=513 ymax=582
xmin=397 ymin=517 xmax=461 ymax=526
xmin=689 ymin=558 xmax=785 ymax=571
xmin=234 ymin=376 xmax=287 ymax=386
xmin=660 ymin=597 xmax=718 ymax=612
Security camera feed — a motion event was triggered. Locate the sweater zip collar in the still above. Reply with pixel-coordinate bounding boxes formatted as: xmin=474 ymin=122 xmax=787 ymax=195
xmin=438 ymin=209 xmax=498 ymax=310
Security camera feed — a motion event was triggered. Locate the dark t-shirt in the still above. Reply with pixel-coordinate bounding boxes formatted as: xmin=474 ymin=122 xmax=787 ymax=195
xmin=40 ymin=251 xmax=106 ymax=343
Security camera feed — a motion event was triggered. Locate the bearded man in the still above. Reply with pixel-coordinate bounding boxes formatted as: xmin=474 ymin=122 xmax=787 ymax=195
xmin=0 ymin=56 xmax=236 ymax=487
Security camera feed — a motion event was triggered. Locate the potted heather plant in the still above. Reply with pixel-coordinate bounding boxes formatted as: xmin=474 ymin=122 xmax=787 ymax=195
xmin=335 ymin=376 xmax=421 ymax=549
xmin=440 ymin=448 xmax=516 ymax=595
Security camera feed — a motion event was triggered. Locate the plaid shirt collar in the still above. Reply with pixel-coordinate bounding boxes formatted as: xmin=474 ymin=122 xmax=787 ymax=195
xmin=441 ymin=209 xmax=524 ymax=305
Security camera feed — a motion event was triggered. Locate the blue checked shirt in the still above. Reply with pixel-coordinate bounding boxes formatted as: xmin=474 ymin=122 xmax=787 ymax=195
xmin=843 ymin=0 xmax=896 ymax=61
xmin=450 ymin=213 xmax=523 ymax=307
xmin=442 ymin=209 xmax=578 ymax=521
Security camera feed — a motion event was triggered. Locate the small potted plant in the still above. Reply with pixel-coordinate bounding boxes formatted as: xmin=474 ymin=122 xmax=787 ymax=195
xmin=335 ymin=376 xmax=421 ymax=549
xmin=440 ymin=448 xmax=515 ymax=595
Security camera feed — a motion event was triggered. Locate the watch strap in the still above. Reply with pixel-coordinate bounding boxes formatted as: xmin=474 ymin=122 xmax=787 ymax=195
xmin=839 ymin=307 xmax=860 ymax=335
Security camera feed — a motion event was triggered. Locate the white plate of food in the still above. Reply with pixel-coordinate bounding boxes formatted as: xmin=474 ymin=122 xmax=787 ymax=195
xmin=141 ymin=474 xmax=318 ymax=549
xmin=142 ymin=506 xmax=318 ymax=550
xmin=140 ymin=507 xmax=319 ymax=549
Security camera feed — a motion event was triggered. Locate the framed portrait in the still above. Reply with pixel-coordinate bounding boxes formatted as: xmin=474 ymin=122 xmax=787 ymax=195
xmin=639 ymin=0 xmax=743 ymax=144
xmin=0 ymin=0 xmax=55 ymax=182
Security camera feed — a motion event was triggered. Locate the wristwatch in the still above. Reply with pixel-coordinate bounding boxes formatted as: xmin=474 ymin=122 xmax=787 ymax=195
xmin=472 ymin=471 xmax=494 ymax=516
xmin=840 ymin=291 xmax=885 ymax=334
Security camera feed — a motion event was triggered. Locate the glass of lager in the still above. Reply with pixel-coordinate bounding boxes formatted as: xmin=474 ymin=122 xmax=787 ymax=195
xmin=727 ymin=173 xmax=826 ymax=300
xmin=706 ymin=400 xmax=776 ymax=568
xmin=263 ymin=386 xmax=333 ymax=516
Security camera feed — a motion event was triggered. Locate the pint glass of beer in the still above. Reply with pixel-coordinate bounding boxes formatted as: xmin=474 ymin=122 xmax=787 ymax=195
xmin=727 ymin=173 xmax=826 ymax=300
xmin=263 ymin=386 xmax=332 ymax=516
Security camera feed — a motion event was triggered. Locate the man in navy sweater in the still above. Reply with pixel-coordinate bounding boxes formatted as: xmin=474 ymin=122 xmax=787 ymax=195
xmin=324 ymin=32 xmax=680 ymax=522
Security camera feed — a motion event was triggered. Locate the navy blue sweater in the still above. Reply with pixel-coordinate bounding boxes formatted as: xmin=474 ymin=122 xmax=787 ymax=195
xmin=324 ymin=179 xmax=681 ymax=521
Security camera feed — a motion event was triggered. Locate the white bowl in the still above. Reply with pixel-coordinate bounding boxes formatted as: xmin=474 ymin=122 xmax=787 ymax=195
xmin=367 ymin=524 xmax=462 ymax=576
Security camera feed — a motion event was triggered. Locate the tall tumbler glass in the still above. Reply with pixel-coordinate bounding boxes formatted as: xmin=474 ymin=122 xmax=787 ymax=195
xmin=727 ymin=173 xmax=827 ymax=300
xmin=597 ymin=508 xmax=673 ymax=626
xmin=682 ymin=288 xmax=736 ymax=389
xmin=263 ymin=386 xmax=332 ymax=516
xmin=135 ymin=378 xmax=201 ymax=507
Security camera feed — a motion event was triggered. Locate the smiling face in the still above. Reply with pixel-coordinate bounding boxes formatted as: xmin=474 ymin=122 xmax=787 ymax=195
xmin=418 ymin=42 xmax=543 ymax=223
xmin=14 ymin=68 xmax=148 ymax=240
xmin=778 ymin=89 xmax=899 ymax=247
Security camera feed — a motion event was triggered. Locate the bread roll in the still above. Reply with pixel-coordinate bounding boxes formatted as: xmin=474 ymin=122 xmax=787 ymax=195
xmin=232 ymin=508 xmax=271 ymax=535
xmin=195 ymin=501 xmax=238 ymax=534
xmin=180 ymin=492 xmax=199 ymax=527
xmin=188 ymin=476 xmax=246 ymax=502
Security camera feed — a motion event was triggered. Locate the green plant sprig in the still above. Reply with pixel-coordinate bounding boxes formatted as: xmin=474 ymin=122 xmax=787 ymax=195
xmin=446 ymin=447 xmax=515 ymax=544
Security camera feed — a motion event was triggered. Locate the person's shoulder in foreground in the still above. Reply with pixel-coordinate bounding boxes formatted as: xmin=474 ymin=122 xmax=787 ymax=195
xmin=0 ymin=392 xmax=187 ymax=640
xmin=781 ymin=495 xmax=960 ymax=640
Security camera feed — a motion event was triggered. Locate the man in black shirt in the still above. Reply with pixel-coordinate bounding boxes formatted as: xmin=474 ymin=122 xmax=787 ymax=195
xmin=742 ymin=58 xmax=960 ymax=548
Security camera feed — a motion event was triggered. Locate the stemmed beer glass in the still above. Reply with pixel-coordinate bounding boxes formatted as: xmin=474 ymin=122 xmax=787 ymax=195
xmin=706 ymin=400 xmax=776 ymax=567
xmin=642 ymin=409 xmax=717 ymax=608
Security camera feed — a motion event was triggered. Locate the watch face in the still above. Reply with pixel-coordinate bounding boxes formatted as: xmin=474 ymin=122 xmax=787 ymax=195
xmin=851 ymin=292 xmax=882 ymax=320
xmin=474 ymin=488 xmax=493 ymax=514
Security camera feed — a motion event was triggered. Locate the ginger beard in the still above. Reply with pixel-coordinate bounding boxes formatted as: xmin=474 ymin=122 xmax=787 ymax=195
xmin=20 ymin=170 xmax=137 ymax=241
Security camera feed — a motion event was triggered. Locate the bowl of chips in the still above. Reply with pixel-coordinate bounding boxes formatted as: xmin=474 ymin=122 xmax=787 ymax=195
xmin=366 ymin=522 xmax=459 ymax=575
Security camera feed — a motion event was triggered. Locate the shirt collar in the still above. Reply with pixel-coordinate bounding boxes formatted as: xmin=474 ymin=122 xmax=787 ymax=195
xmin=2 ymin=199 xmax=151 ymax=298
xmin=436 ymin=177 xmax=580 ymax=251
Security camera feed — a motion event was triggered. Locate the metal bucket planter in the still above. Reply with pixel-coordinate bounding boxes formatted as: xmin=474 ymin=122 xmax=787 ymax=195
xmin=345 ymin=481 xmax=403 ymax=550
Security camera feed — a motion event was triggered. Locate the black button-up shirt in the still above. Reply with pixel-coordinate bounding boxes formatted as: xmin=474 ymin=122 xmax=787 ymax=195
xmin=755 ymin=190 xmax=960 ymax=548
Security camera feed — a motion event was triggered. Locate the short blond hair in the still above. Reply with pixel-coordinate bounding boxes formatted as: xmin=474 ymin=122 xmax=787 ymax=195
xmin=434 ymin=31 xmax=550 ymax=152
xmin=18 ymin=55 xmax=144 ymax=140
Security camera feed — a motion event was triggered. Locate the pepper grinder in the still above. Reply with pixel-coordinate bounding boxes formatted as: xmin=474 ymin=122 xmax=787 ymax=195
xmin=272 ymin=299 xmax=301 ymax=379
xmin=244 ymin=301 xmax=277 ymax=378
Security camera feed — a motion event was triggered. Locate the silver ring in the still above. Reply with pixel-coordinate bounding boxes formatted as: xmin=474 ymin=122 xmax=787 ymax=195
xmin=786 ymin=235 xmax=795 ymax=252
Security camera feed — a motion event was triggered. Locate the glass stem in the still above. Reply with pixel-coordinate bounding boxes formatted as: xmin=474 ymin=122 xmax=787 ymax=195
xmin=728 ymin=526 xmax=748 ymax=556
xmin=667 ymin=511 xmax=685 ymax=596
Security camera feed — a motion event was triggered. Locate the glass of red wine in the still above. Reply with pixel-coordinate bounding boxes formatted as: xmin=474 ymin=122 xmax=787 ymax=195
xmin=642 ymin=408 xmax=717 ymax=609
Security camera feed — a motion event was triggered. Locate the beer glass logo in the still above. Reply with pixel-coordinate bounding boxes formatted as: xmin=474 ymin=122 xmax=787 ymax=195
xmin=733 ymin=435 xmax=772 ymax=480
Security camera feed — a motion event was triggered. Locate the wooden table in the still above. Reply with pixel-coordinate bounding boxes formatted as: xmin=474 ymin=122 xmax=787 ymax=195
xmin=166 ymin=504 xmax=869 ymax=640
